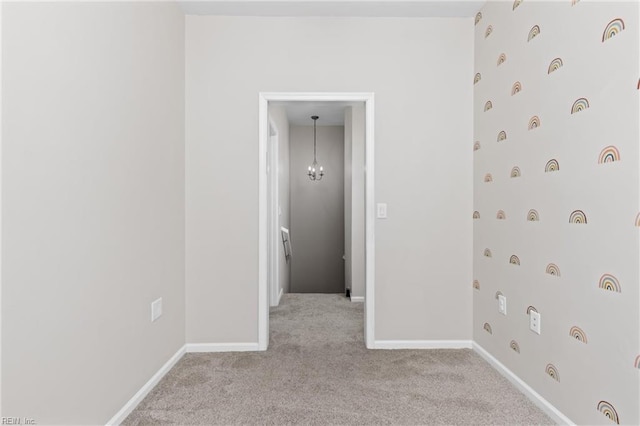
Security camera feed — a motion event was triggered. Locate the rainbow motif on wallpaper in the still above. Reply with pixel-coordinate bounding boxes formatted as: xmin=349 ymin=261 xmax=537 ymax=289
xmin=634 ymin=355 xmax=640 ymax=369
xmin=496 ymin=210 xmax=506 ymax=220
xmin=546 ymin=263 xmax=561 ymax=277
xmin=474 ymin=73 xmax=481 ymax=84
xmin=602 ymin=18 xmax=625 ymax=42
xmin=527 ymin=25 xmax=540 ymax=41
xmin=484 ymin=248 xmax=492 ymax=258
xmin=548 ymin=57 xmax=563 ymax=74
xmin=510 ymin=340 xmax=520 ymax=353
xmin=511 ymin=81 xmax=522 ymax=95
xmin=637 ymin=78 xmax=640 ymax=90
xmin=484 ymin=173 xmax=493 ymax=183
xmin=497 ymin=130 xmax=507 ymax=142
xmin=572 ymin=0 xmax=581 ymax=6
xmin=598 ymin=146 xmax=620 ymax=163
xmin=483 ymin=322 xmax=492 ymax=334
xmin=473 ymin=280 xmax=480 ymax=290
xmin=545 ymin=364 xmax=560 ymax=382
xmin=569 ymin=326 xmax=588 ymax=343
xmin=484 ymin=101 xmax=493 ymax=112
xmin=495 ymin=291 xmax=503 ymax=300
xmin=597 ymin=400 xmax=620 ymax=424
xmin=527 ymin=209 xmax=539 ymax=222
xmin=475 ymin=12 xmax=482 ymax=25
xmin=545 ymin=159 xmax=559 ymax=172
xmin=485 ymin=25 xmax=493 ymax=38
xmin=569 ymin=210 xmax=587 ymax=224
xmin=571 ymin=98 xmax=590 ymax=114
xmin=635 ymin=213 xmax=640 ymax=227
xmin=511 ymin=166 xmax=521 ymax=178
xmin=509 ymin=255 xmax=520 ymax=265
xmin=599 ymin=274 xmax=621 ymax=293
xmin=497 ymin=53 xmax=507 ymax=66
xmin=526 ymin=306 xmax=538 ymax=314
xmin=473 ymin=211 xmax=481 ymax=219
xmin=512 ymin=0 xmax=522 ymax=10
xmin=474 ymin=141 xmax=481 ymax=151
xmin=528 ymin=116 xmax=540 ymax=130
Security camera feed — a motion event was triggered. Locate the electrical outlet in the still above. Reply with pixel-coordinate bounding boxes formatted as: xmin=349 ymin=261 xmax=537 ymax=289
xmin=151 ymin=298 xmax=163 ymax=322
xmin=498 ymin=294 xmax=507 ymax=315
xmin=529 ymin=310 xmax=541 ymax=334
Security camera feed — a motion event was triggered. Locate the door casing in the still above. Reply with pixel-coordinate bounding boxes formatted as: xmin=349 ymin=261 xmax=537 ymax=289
xmin=258 ymin=92 xmax=375 ymax=350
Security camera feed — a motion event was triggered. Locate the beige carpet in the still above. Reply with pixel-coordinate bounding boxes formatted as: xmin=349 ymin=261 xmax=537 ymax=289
xmin=124 ymin=294 xmax=552 ymax=425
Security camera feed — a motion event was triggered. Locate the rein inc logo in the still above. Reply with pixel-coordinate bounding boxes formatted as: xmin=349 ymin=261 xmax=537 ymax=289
xmin=1 ymin=418 xmax=36 ymax=425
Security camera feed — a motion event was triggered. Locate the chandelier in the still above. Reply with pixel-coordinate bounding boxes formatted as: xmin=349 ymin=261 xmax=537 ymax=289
xmin=307 ymin=115 xmax=324 ymax=181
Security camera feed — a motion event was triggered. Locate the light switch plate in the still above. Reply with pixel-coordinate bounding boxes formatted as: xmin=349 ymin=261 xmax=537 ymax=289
xmin=377 ymin=203 xmax=387 ymax=219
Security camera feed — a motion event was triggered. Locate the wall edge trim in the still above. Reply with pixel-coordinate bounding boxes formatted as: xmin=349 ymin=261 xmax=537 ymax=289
xmin=106 ymin=345 xmax=186 ymax=425
xmin=472 ymin=342 xmax=574 ymax=425
xmin=185 ymin=342 xmax=261 ymax=353
xmin=350 ymin=296 xmax=365 ymax=303
xmin=373 ymin=340 xmax=472 ymax=349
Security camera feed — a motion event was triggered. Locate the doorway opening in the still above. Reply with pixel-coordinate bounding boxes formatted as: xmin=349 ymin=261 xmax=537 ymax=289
xmin=258 ymin=92 xmax=375 ymax=350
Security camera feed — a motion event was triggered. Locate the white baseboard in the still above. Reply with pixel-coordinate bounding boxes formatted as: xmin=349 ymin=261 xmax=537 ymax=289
xmin=106 ymin=345 xmax=186 ymax=425
xmin=350 ymin=296 xmax=364 ymax=303
xmin=472 ymin=342 xmax=574 ymax=425
xmin=277 ymin=288 xmax=283 ymax=305
xmin=186 ymin=342 xmax=261 ymax=353
xmin=373 ymin=340 xmax=472 ymax=349
xmin=107 ymin=341 xmax=263 ymax=424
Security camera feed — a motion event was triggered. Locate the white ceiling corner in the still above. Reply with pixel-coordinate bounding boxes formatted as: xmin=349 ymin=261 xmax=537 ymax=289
xmin=178 ymin=1 xmax=486 ymax=18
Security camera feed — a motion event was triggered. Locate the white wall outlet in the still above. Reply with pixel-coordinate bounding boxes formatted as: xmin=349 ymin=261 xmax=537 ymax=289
xmin=529 ymin=310 xmax=541 ymax=334
xmin=377 ymin=203 xmax=387 ymax=219
xmin=151 ymin=297 xmax=163 ymax=322
xmin=498 ymin=294 xmax=507 ymax=315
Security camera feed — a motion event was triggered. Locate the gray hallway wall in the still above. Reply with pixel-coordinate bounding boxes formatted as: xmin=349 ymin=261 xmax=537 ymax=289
xmin=290 ymin=125 xmax=345 ymax=293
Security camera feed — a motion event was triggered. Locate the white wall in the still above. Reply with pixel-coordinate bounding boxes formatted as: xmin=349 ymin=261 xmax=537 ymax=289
xmin=185 ymin=16 xmax=473 ymax=343
xmin=473 ymin=2 xmax=639 ymax=424
xmin=349 ymin=105 xmax=366 ymax=299
xmin=1 ymin=3 xmax=185 ymax=423
xmin=344 ymin=105 xmax=366 ymax=299
xmin=268 ymin=106 xmax=291 ymax=296
xmin=344 ymin=108 xmax=353 ymax=294
xmin=290 ymin=125 xmax=345 ymax=293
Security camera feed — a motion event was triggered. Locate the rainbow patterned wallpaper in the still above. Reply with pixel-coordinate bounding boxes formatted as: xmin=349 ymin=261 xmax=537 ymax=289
xmin=473 ymin=1 xmax=639 ymax=424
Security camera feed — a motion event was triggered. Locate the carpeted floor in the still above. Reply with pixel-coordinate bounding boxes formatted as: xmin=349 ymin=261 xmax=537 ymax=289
xmin=124 ymin=294 xmax=552 ymax=425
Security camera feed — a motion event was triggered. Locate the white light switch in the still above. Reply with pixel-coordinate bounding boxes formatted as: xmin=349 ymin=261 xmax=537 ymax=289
xmin=377 ymin=203 xmax=387 ymax=219
xmin=151 ymin=298 xmax=163 ymax=322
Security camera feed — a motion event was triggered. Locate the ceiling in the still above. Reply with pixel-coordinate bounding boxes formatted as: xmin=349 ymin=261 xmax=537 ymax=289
xmin=274 ymin=101 xmax=363 ymax=126
xmin=178 ymin=1 xmax=486 ymax=18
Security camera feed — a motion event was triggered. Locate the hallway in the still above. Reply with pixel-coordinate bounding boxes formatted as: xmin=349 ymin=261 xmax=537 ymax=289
xmin=124 ymin=295 xmax=551 ymax=425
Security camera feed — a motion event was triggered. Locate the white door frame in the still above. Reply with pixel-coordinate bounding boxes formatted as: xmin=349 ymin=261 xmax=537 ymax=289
xmin=258 ymin=92 xmax=375 ymax=350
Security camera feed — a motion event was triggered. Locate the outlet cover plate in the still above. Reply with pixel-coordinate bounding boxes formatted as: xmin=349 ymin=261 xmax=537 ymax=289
xmin=529 ymin=310 xmax=541 ymax=334
xmin=151 ymin=298 xmax=163 ymax=322
xmin=498 ymin=294 xmax=507 ymax=315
